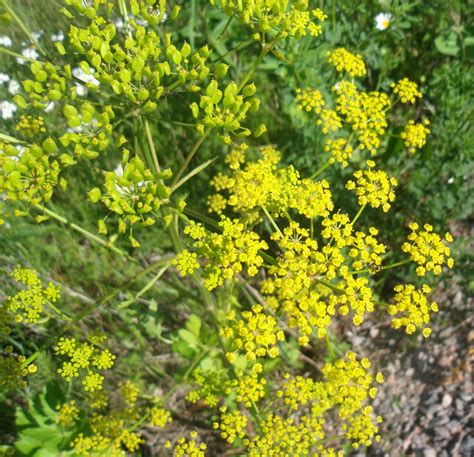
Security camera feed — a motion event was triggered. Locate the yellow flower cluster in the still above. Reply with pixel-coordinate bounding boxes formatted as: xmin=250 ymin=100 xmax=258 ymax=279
xmin=317 ymin=108 xmax=343 ymax=133
xmin=322 ymin=352 xmax=383 ymax=446
xmin=349 ymin=228 xmax=386 ymax=273
xmin=186 ymin=368 xmax=227 ymax=407
xmin=402 ymin=223 xmax=454 ymax=276
xmin=334 ymin=82 xmax=389 ymax=153
xmin=401 ymin=119 xmax=430 ymax=153
xmin=209 ymin=145 xmax=333 ymax=220
xmin=346 ymin=165 xmax=398 ymax=212
xmin=7 ymin=266 xmax=61 ymax=323
xmin=15 ymin=115 xmax=46 ymax=138
xmin=325 ymin=138 xmax=354 ymax=167
xmin=174 ymin=251 xmax=199 ymax=276
xmin=222 ymin=305 xmax=285 ymax=361
xmin=262 ymin=222 xmax=338 ymax=343
xmin=295 ymin=87 xmax=325 ymax=114
xmin=213 ymin=406 xmax=248 ymax=444
xmin=149 ymin=406 xmax=173 ymax=428
xmin=73 ymin=428 xmax=144 ymax=456
xmin=54 ymin=336 xmax=115 ymax=391
xmin=0 ymin=346 xmax=37 ymax=390
xmin=179 ymin=218 xmax=268 ymax=290
xmin=388 ymin=284 xmax=438 ymax=337
xmin=391 ymin=78 xmax=422 ymax=103
xmin=210 ymin=146 xmax=297 ymax=217
xmin=226 ymin=364 xmax=267 ymax=407
xmin=334 ymin=272 xmax=374 ymax=326
xmin=57 ymin=401 xmax=80 ymax=427
xmin=328 ymin=48 xmax=366 ymax=77
xmin=0 ymin=141 xmax=64 ymax=223
xmin=209 ymin=1 xmax=326 ymax=40
xmin=245 ymin=353 xmax=383 ymax=454
xmin=168 ymin=431 xmax=206 ymax=457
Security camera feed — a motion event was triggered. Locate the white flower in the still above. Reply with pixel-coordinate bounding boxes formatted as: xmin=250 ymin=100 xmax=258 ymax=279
xmin=45 ymin=101 xmax=56 ymax=113
xmin=72 ymin=67 xmax=100 ymax=86
xmin=51 ymin=32 xmax=65 ymax=42
xmin=114 ymin=18 xmax=124 ymax=30
xmin=0 ymin=36 xmax=12 ymax=47
xmin=31 ymin=31 xmax=43 ymax=42
xmin=447 ymin=177 xmax=454 ymax=184
xmin=0 ymin=100 xmax=17 ymax=120
xmin=375 ymin=13 xmax=392 ymax=31
xmin=16 ymin=47 xmax=40 ymax=64
xmin=8 ymin=79 xmax=20 ymax=95
xmin=0 ymin=72 xmax=10 ymax=84
xmin=114 ymin=163 xmax=124 ymax=177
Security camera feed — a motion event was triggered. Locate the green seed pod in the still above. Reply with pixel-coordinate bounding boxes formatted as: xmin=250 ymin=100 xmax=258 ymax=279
xmin=42 ymin=138 xmax=58 ymax=154
xmin=137 ymin=87 xmax=150 ymax=101
xmin=254 ymin=123 xmax=267 ymax=137
xmin=63 ymin=104 xmax=78 ymax=118
xmin=242 ymin=83 xmax=257 ymax=97
xmin=215 ymin=63 xmax=229 ymax=78
xmin=55 ymin=42 xmax=66 ymax=55
xmin=13 ymin=95 xmax=28 ymax=109
xmin=190 ymin=102 xmax=199 ymax=118
xmin=88 ymin=187 xmax=102 ymax=203
xmin=181 ymin=42 xmax=192 ymax=59
xmin=142 ymin=101 xmax=157 ymax=113
xmin=132 ymin=56 xmax=145 ymax=72
xmin=48 ymin=89 xmax=62 ymax=101
xmin=119 ymin=69 xmax=132 ymax=83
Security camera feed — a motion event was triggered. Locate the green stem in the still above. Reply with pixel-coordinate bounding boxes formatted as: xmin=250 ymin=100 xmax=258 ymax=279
xmin=2 ymin=0 xmax=47 ymax=55
xmin=35 ymin=204 xmax=134 ymax=262
xmin=310 ymin=160 xmax=331 ymax=179
xmin=351 ymin=202 xmax=367 ymax=226
xmin=350 ymin=258 xmax=411 ymax=275
xmin=171 ymin=130 xmax=210 ymax=187
xmin=262 ymin=206 xmax=283 ymax=237
xmin=144 ymin=119 xmax=161 ymax=173
xmin=0 ymin=45 xmax=42 ymax=62
xmin=238 ymin=35 xmax=281 ymax=92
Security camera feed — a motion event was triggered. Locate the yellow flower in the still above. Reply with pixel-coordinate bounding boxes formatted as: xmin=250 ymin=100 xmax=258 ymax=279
xmin=328 ymin=48 xmax=367 ymax=77
xmin=401 ymin=119 xmax=430 ymax=153
xmin=296 ymin=87 xmax=325 ymax=114
xmin=346 ymin=168 xmax=398 ymax=212
xmin=391 ymin=78 xmax=422 ymax=103
xmin=388 ymin=284 xmax=438 ymax=337
xmin=222 ymin=305 xmax=285 ymax=361
xmin=402 ymin=223 xmax=454 ymax=276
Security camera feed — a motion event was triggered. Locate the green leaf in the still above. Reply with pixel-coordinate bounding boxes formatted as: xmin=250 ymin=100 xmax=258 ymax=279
xmin=434 ymin=32 xmax=460 ymax=56
xmin=186 ymin=314 xmax=202 ymax=337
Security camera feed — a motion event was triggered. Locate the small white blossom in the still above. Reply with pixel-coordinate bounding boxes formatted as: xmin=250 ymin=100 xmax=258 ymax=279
xmin=375 ymin=13 xmax=392 ymax=31
xmin=8 ymin=79 xmax=20 ymax=95
xmin=0 ymin=36 xmax=12 ymax=47
xmin=0 ymin=100 xmax=17 ymax=120
xmin=45 ymin=101 xmax=56 ymax=113
xmin=51 ymin=32 xmax=65 ymax=42
xmin=0 ymin=73 xmax=10 ymax=84
xmin=16 ymin=47 xmax=40 ymax=64
xmin=447 ymin=177 xmax=454 ymax=184
xmin=31 ymin=31 xmax=43 ymax=42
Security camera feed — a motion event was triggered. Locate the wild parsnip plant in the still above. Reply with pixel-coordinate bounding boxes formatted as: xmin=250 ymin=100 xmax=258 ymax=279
xmin=0 ymin=0 xmax=456 ymax=455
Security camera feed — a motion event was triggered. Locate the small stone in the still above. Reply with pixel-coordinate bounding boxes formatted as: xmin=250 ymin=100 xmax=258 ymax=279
xmin=442 ymin=393 xmax=453 ymax=408
xmin=424 ymin=448 xmax=437 ymax=457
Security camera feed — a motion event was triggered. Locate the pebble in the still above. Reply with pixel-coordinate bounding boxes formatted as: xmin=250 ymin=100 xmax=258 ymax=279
xmin=442 ymin=393 xmax=453 ymax=407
